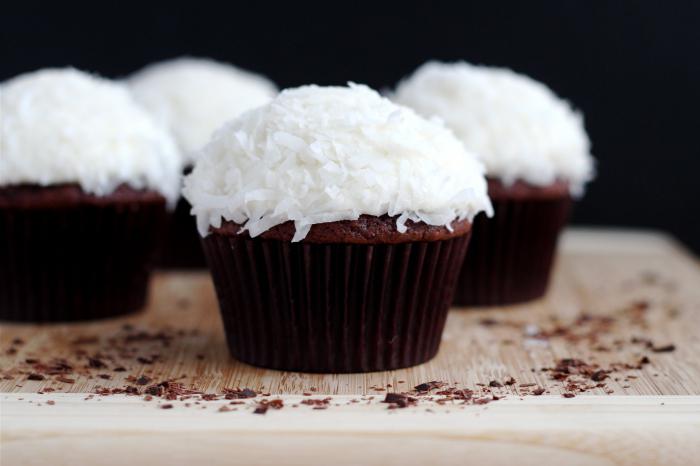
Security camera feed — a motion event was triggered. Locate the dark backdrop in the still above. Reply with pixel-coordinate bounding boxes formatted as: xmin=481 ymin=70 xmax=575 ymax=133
xmin=2 ymin=3 xmax=699 ymax=252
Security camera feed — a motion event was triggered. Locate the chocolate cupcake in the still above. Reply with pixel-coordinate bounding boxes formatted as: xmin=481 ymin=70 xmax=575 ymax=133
xmin=394 ymin=61 xmax=595 ymax=306
xmin=0 ymin=68 xmax=181 ymax=322
xmin=129 ymin=57 xmax=277 ymax=268
xmin=183 ymin=84 xmax=491 ymax=372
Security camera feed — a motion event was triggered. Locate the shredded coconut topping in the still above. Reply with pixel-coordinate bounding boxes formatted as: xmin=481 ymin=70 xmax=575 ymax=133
xmin=394 ymin=61 xmax=595 ymax=195
xmin=129 ymin=57 xmax=277 ymax=161
xmin=183 ymin=83 xmax=492 ymax=241
xmin=0 ymin=68 xmax=181 ymax=203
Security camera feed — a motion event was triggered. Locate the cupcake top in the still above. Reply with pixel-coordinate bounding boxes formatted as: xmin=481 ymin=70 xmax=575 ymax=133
xmin=183 ymin=83 xmax=492 ymax=242
xmin=393 ymin=61 xmax=595 ymax=195
xmin=128 ymin=57 xmax=278 ymax=161
xmin=0 ymin=68 xmax=181 ymax=203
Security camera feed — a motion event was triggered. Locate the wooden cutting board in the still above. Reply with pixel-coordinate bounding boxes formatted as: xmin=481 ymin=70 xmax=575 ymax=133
xmin=2 ymin=228 xmax=699 ymax=466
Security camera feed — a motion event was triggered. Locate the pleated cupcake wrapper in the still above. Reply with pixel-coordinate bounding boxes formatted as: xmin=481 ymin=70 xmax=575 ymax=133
xmin=203 ymin=233 xmax=472 ymax=373
xmin=157 ymin=197 xmax=207 ymax=269
xmin=0 ymin=202 xmax=166 ymax=322
xmin=452 ymin=195 xmax=572 ymax=307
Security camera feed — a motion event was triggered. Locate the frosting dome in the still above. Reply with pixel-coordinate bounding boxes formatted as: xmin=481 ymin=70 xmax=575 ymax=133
xmin=183 ymin=83 xmax=492 ymax=242
xmin=393 ymin=61 xmax=595 ymax=195
xmin=128 ymin=57 xmax=277 ymax=160
xmin=0 ymin=68 xmax=181 ymax=203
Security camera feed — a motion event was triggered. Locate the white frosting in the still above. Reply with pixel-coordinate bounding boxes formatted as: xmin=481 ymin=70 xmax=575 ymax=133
xmin=128 ymin=57 xmax=277 ymax=161
xmin=393 ymin=61 xmax=595 ymax=195
xmin=183 ymin=83 xmax=492 ymax=242
xmin=0 ymin=68 xmax=181 ymax=203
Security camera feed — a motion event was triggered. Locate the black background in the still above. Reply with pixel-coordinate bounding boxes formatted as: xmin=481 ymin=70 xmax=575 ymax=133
xmin=2 ymin=3 xmax=699 ymax=252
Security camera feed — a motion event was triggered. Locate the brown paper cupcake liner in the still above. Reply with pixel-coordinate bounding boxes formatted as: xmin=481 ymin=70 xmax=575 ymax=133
xmin=0 ymin=194 xmax=166 ymax=322
xmin=202 ymin=232 xmax=471 ymax=373
xmin=452 ymin=195 xmax=571 ymax=306
xmin=156 ymin=197 xmax=206 ymax=269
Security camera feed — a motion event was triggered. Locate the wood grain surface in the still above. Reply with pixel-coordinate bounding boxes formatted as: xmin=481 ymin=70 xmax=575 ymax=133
xmin=1 ymin=228 xmax=698 ymax=396
xmin=1 ymin=228 xmax=700 ymax=466
xmin=2 ymin=394 xmax=699 ymax=466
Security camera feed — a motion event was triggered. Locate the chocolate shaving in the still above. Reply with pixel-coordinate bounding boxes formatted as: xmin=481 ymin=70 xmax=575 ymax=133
xmin=300 ymin=398 xmax=331 ymax=409
xmin=145 ymin=385 xmax=164 ymax=397
xmin=223 ymin=388 xmax=257 ymax=399
xmin=254 ymin=399 xmax=284 ymax=414
xmin=135 ymin=375 xmax=151 ymax=386
xmin=479 ymin=318 xmax=499 ymax=327
xmin=71 ymin=336 xmax=99 ymax=345
xmin=253 ymin=404 xmax=269 ymax=415
xmin=651 ymin=344 xmax=675 ymax=353
xmin=414 ymin=381 xmax=445 ymax=392
xmin=88 ymin=357 xmax=107 ymax=369
xmin=383 ymin=393 xmax=417 ymax=409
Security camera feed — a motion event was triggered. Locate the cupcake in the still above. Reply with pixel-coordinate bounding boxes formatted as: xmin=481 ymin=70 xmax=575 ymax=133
xmin=183 ymin=83 xmax=491 ymax=372
xmin=394 ymin=61 xmax=595 ymax=306
xmin=0 ymin=68 xmax=180 ymax=322
xmin=128 ymin=57 xmax=277 ymax=268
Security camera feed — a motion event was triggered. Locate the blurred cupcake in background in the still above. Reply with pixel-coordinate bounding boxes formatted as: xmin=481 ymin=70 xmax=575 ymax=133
xmin=183 ymin=83 xmax=492 ymax=372
xmin=128 ymin=57 xmax=277 ymax=268
xmin=0 ymin=68 xmax=180 ymax=322
xmin=394 ymin=61 xmax=594 ymax=306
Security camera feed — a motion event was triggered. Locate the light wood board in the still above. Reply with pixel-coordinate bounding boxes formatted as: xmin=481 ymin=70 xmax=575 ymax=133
xmin=1 ymin=228 xmax=700 ymax=466
xmin=2 ymin=394 xmax=699 ymax=466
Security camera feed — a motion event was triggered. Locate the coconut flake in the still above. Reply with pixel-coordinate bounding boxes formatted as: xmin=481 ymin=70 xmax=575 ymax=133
xmin=393 ymin=61 xmax=595 ymax=195
xmin=128 ymin=57 xmax=277 ymax=161
xmin=183 ymin=83 xmax=492 ymax=240
xmin=0 ymin=68 xmax=181 ymax=203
